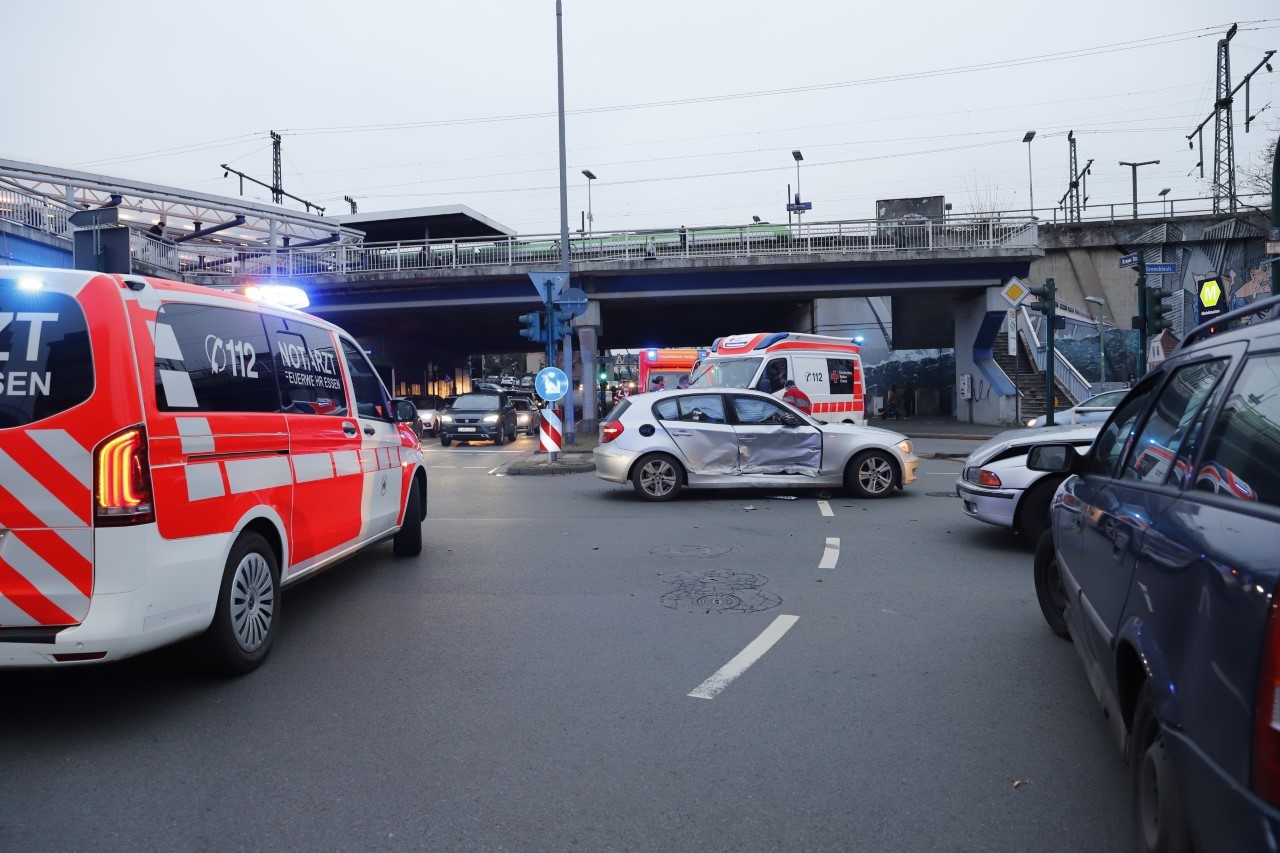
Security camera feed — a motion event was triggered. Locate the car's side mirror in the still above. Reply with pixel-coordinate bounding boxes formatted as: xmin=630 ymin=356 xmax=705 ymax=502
xmin=391 ymin=398 xmax=418 ymax=424
xmin=780 ymin=414 xmax=802 ymax=427
xmin=1026 ymin=443 xmax=1082 ymax=474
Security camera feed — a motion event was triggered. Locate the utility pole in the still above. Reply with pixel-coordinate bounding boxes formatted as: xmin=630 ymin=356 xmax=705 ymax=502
xmin=1119 ymin=160 xmax=1160 ymax=219
xmin=1186 ymin=23 xmax=1275 ymax=213
xmin=1058 ymin=131 xmax=1093 ymax=222
xmin=1273 ymin=129 xmax=1280 ymax=295
xmin=1136 ymin=259 xmax=1148 ymax=376
xmin=555 ymin=0 xmax=575 ymax=445
xmin=344 ymin=196 xmax=357 ymax=215
xmin=270 ymin=131 xmax=283 ymax=205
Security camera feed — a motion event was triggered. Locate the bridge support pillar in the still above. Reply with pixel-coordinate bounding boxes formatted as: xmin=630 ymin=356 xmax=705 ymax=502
xmin=955 ymin=287 xmax=1021 ymax=427
xmin=574 ymin=301 xmax=602 ymax=432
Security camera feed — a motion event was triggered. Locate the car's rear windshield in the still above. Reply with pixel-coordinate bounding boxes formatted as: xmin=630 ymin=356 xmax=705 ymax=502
xmin=453 ymin=393 xmax=500 ymax=410
xmin=0 ymin=284 xmax=94 ymax=428
xmin=605 ymin=398 xmax=631 ymax=421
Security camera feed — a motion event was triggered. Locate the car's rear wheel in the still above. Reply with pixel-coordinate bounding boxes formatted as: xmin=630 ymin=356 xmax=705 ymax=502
xmin=202 ymin=531 xmax=279 ymax=675
xmin=440 ymin=436 xmax=452 ymax=447
xmin=393 ymin=479 xmax=423 ymax=557
xmin=632 ymin=453 xmax=683 ymax=501
xmin=1017 ymin=477 xmax=1061 ymax=546
xmin=1033 ymin=531 xmax=1070 ymax=639
xmin=845 ymin=450 xmax=896 ymax=498
xmin=1130 ymin=687 xmax=1193 ymax=853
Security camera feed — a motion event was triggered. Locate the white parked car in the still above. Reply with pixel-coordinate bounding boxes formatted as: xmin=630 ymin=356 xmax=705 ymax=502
xmin=594 ymin=388 xmax=918 ymax=501
xmin=955 ymin=423 xmax=1100 ymax=544
xmin=1026 ymin=388 xmax=1129 ymax=428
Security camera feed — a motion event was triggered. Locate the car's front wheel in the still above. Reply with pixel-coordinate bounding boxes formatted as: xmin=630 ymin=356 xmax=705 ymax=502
xmin=1033 ymin=531 xmax=1070 ymax=639
xmin=440 ymin=435 xmax=452 ymax=447
xmin=845 ymin=450 xmax=896 ymax=498
xmin=632 ymin=453 xmax=683 ymax=501
xmin=1017 ymin=477 xmax=1062 ymax=546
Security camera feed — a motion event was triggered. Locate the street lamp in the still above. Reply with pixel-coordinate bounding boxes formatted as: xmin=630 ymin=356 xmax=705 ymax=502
xmin=1022 ymin=131 xmax=1036 ymax=216
xmin=582 ymin=169 xmax=596 ymax=237
xmin=1119 ymin=160 xmax=1160 ymax=220
xmin=1085 ymin=296 xmax=1106 ymax=384
xmin=791 ymin=150 xmax=804 ymax=232
xmin=1159 ymin=187 xmax=1171 ymax=217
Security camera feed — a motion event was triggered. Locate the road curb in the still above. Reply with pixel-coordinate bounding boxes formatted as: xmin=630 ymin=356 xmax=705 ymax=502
xmin=905 ymin=432 xmax=995 ymax=441
xmin=923 ymin=452 xmax=971 ymax=460
xmin=505 ymin=454 xmax=596 ymax=475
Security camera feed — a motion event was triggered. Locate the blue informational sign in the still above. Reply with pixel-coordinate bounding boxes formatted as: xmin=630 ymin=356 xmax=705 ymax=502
xmin=535 ymin=367 xmax=569 ymax=402
xmin=786 ymin=202 xmax=813 ymax=212
xmin=1145 ymin=263 xmax=1178 ymax=275
xmin=1119 ymin=253 xmax=1140 ymax=268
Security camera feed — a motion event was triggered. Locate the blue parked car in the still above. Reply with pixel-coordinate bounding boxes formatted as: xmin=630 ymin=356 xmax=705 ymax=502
xmin=1028 ymin=295 xmax=1280 ymax=853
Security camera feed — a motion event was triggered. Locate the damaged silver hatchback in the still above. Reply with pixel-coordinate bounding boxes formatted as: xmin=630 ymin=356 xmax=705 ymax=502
xmin=594 ymin=388 xmax=919 ymax=501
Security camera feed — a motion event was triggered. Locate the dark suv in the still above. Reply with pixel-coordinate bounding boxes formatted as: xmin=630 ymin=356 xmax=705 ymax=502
xmin=1028 ymin=295 xmax=1280 ymax=853
xmin=439 ymin=390 xmax=517 ymax=446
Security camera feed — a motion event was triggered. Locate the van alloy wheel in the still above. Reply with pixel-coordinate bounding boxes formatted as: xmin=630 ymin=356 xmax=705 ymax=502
xmin=230 ymin=552 xmax=275 ymax=653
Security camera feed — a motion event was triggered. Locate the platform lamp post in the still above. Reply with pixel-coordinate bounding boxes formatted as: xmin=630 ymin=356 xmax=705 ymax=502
xmin=1159 ymin=187 xmax=1171 ymax=217
xmin=792 ymin=150 xmax=804 ymax=235
xmin=1119 ymin=160 xmax=1160 ymax=220
xmin=1022 ymin=131 xmax=1036 ymax=216
xmin=582 ymin=169 xmax=596 ymax=238
xmin=1085 ymin=296 xmax=1106 ymax=385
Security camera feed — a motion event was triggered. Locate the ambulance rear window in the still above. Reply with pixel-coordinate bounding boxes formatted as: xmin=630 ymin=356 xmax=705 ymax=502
xmin=0 ymin=285 xmax=93 ymax=428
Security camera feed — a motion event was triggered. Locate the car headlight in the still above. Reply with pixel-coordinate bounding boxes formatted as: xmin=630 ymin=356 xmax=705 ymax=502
xmin=1027 ymin=418 xmax=1038 ymax=427
xmin=896 ymin=439 xmax=912 ymax=455
xmin=440 ymin=414 xmax=453 ymax=423
xmin=517 ymin=413 xmax=530 ymax=423
xmin=483 ymin=414 xmax=500 ymax=424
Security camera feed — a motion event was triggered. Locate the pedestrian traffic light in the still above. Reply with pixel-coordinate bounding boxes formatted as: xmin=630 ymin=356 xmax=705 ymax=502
xmin=598 ymin=369 xmax=608 ymax=382
xmin=548 ymin=310 xmax=572 ymax=340
xmin=518 ymin=312 xmax=545 ymax=343
xmin=1145 ymin=287 xmax=1173 ymax=336
xmin=1027 ymin=279 xmax=1056 ymax=317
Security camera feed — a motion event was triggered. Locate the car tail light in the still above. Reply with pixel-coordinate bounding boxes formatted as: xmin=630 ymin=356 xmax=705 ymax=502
xmin=977 ymin=469 xmax=1002 ymax=488
xmin=95 ymin=427 xmax=155 ymax=526
xmin=1254 ymin=592 xmax=1280 ymax=805
xmin=601 ymin=420 xmax=625 ymax=443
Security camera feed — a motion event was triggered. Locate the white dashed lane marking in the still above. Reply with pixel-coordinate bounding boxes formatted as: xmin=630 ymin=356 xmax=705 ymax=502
xmin=687 ymin=615 xmax=800 ymax=700
xmin=816 ymin=500 xmax=833 ymax=517
xmin=818 ymin=537 xmax=840 ymax=569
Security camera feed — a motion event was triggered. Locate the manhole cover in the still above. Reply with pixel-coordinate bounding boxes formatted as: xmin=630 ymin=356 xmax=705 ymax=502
xmin=661 ymin=569 xmax=781 ymax=615
xmin=926 ymin=491 xmax=960 ymax=498
xmin=651 ymin=544 xmax=738 ymax=558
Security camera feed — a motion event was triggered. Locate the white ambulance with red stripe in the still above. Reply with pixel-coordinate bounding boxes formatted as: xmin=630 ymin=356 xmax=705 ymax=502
xmin=688 ymin=333 xmax=866 ymax=424
xmin=0 ymin=267 xmax=427 ymax=673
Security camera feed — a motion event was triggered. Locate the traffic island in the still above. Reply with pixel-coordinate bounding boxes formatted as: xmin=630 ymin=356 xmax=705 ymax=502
xmin=505 ymin=451 xmax=595 ymax=476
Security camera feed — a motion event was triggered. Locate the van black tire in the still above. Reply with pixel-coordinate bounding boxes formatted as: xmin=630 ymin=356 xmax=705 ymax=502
xmin=393 ymin=481 xmax=423 ymax=557
xmin=1130 ymin=687 xmax=1193 ymax=853
xmin=203 ymin=531 xmax=280 ymax=675
xmin=1033 ymin=531 xmax=1070 ymax=639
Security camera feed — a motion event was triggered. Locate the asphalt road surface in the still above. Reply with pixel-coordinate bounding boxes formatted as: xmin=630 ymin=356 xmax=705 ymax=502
xmin=0 ymin=438 xmax=1131 ymax=852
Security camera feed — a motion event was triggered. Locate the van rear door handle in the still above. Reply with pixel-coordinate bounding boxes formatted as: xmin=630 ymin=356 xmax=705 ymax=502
xmin=342 ymin=422 xmax=357 ymax=437
xmin=363 ymin=426 xmax=376 ymax=436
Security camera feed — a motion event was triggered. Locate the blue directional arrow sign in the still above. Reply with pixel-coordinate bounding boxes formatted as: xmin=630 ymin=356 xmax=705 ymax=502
xmin=1119 ymin=253 xmax=1140 ymax=268
xmin=535 ymin=367 xmax=569 ymax=402
xmin=528 ymin=271 xmax=569 ymax=306
xmin=1144 ymin=263 xmax=1178 ymax=275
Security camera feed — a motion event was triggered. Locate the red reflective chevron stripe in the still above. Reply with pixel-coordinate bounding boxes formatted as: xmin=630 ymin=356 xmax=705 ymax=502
xmin=15 ymin=530 xmax=92 ymax=597
xmin=0 ymin=559 xmax=75 ymax=626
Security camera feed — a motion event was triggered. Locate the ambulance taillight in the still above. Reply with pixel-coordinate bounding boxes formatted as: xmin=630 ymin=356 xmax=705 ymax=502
xmin=95 ymin=427 xmax=155 ymax=526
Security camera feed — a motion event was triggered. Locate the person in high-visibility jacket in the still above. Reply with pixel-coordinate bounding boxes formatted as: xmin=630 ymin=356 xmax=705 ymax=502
xmin=782 ymin=379 xmax=812 ymax=414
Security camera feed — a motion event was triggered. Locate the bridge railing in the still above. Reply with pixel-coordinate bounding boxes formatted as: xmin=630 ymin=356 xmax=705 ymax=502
xmin=182 ymin=215 xmax=1040 ymax=278
xmin=0 ymin=186 xmax=73 ymax=237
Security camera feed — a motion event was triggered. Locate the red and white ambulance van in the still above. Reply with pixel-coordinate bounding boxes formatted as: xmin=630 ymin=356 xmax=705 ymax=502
xmin=688 ymin=333 xmax=866 ymax=424
xmin=0 ymin=267 xmax=427 ymax=672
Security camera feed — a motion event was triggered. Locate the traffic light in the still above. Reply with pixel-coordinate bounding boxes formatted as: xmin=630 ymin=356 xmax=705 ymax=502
xmin=598 ymin=369 xmax=608 ymax=382
xmin=1145 ymin=287 xmax=1172 ymax=336
xmin=518 ymin=312 xmax=545 ymax=343
xmin=1027 ymin=279 xmax=1057 ymax=317
xmin=548 ymin=309 xmax=572 ymax=340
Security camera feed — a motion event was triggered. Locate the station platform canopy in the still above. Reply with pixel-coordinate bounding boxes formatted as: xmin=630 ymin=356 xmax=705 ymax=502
xmin=0 ymin=157 xmax=364 ymax=250
xmin=335 ymin=205 xmax=514 ymax=243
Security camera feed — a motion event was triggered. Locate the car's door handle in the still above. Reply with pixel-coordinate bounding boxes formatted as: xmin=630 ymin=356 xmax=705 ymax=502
xmin=364 ymin=426 xmax=376 ymax=436
xmin=670 ymin=430 xmax=693 ymax=437
xmin=342 ymin=422 xmax=357 ymax=437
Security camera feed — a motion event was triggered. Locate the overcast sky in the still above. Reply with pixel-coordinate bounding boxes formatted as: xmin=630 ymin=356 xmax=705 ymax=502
xmin=5 ymin=1 xmax=1278 ymax=235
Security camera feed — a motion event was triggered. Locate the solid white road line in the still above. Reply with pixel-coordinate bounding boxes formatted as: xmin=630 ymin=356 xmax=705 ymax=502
xmin=817 ymin=500 xmax=834 ymax=517
xmin=818 ymin=537 xmax=840 ymax=569
xmin=687 ymin=614 xmax=800 ymax=700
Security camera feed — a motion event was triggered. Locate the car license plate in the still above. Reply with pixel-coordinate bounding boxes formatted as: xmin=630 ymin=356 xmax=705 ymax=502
xmin=458 ymin=427 xmax=476 ymax=432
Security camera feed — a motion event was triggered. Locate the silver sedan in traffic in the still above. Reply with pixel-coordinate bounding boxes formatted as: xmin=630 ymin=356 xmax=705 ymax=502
xmin=594 ymin=388 xmax=918 ymax=501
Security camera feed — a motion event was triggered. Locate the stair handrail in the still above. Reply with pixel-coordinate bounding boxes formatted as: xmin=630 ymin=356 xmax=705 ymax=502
xmin=1017 ymin=306 xmax=1092 ymax=405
